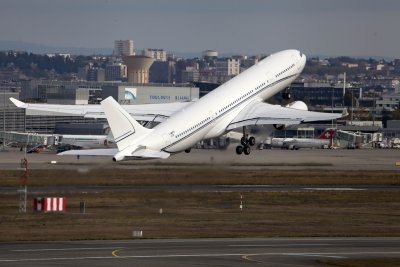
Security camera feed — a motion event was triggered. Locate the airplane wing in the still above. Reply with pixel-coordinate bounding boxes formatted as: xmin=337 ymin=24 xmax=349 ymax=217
xmin=10 ymin=97 xmax=193 ymax=123
xmin=226 ymin=100 xmax=346 ymax=130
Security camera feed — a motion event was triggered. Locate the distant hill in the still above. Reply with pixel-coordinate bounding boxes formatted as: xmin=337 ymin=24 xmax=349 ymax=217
xmin=0 ymin=40 xmax=393 ymax=60
xmin=0 ymin=40 xmax=203 ymax=58
xmin=0 ymin=40 xmax=112 ymax=55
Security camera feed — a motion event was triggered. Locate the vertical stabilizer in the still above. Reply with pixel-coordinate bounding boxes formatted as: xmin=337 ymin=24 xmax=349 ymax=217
xmin=319 ymin=129 xmax=336 ymax=139
xmin=101 ymin=97 xmax=152 ymax=150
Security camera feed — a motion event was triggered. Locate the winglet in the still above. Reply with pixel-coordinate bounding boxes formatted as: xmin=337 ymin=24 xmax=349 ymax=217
xmin=9 ymin=97 xmax=27 ymax=108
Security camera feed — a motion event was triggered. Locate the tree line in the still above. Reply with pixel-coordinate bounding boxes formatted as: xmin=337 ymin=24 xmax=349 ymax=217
xmin=0 ymin=51 xmax=90 ymax=74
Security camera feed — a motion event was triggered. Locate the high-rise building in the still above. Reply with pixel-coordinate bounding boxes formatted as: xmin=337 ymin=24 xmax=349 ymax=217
xmin=113 ymin=40 xmax=134 ymax=57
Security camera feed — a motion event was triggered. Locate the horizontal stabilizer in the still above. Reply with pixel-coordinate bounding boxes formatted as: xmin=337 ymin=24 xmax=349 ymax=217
xmin=58 ymin=149 xmax=119 ymax=156
xmin=131 ymin=148 xmax=170 ymax=159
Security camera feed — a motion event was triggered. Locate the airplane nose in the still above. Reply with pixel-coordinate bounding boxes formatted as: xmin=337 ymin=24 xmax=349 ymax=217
xmin=299 ymin=51 xmax=306 ymax=69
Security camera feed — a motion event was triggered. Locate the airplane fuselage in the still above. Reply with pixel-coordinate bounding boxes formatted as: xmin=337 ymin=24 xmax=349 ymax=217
xmin=139 ymin=50 xmax=306 ymax=153
xmin=272 ymin=138 xmax=330 ymax=150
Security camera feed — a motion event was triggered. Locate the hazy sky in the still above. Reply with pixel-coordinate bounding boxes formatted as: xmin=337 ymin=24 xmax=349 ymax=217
xmin=1 ymin=0 xmax=399 ymax=57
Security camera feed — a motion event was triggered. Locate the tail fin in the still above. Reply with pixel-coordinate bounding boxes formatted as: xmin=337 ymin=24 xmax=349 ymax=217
xmin=101 ymin=97 xmax=152 ymax=151
xmin=319 ymin=129 xmax=335 ymax=139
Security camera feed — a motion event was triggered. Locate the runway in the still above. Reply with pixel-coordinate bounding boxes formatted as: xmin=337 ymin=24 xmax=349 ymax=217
xmin=1 ymin=238 xmax=400 ymax=267
xmin=0 ymin=147 xmax=399 ymax=170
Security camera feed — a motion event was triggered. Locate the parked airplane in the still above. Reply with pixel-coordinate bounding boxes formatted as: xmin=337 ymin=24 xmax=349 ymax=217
xmin=58 ymin=134 xmax=115 ymax=149
xmin=11 ymin=50 xmax=346 ymax=161
xmin=270 ymin=128 xmax=335 ymax=150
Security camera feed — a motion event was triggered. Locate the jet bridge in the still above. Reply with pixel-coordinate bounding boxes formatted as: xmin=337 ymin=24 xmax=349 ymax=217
xmin=0 ymin=131 xmax=58 ymax=147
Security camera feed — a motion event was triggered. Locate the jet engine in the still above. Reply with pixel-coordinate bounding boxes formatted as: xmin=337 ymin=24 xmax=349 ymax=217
xmin=285 ymin=100 xmax=308 ymax=111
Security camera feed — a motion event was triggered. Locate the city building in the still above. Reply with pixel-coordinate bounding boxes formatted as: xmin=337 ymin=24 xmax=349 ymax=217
xmin=376 ymin=94 xmax=400 ymax=113
xmin=142 ymin=49 xmax=167 ymax=62
xmin=289 ymin=82 xmax=360 ymax=107
xmin=113 ymin=40 xmax=134 ymax=57
xmin=105 ymin=63 xmax=127 ymax=81
xmin=87 ymin=68 xmax=105 ymax=82
xmin=149 ymin=61 xmax=175 ymax=84
xmin=181 ymin=66 xmax=200 ymax=83
xmin=21 ymin=80 xmax=103 ymax=104
xmin=215 ymin=58 xmax=240 ymax=77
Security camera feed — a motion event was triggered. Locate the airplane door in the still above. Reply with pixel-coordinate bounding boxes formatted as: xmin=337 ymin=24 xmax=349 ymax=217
xmin=162 ymin=133 xmax=171 ymax=146
xmin=209 ymin=110 xmax=217 ymax=125
xmin=265 ymin=72 xmax=274 ymax=84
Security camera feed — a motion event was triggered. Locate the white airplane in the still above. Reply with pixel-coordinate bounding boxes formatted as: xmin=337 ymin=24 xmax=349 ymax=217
xmin=270 ymin=128 xmax=335 ymax=150
xmin=58 ymin=134 xmax=115 ymax=149
xmin=11 ymin=50 xmax=346 ymax=161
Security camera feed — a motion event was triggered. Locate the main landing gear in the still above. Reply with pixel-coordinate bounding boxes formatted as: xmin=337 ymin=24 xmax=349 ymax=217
xmin=282 ymin=87 xmax=292 ymax=100
xmin=236 ymin=127 xmax=256 ymax=155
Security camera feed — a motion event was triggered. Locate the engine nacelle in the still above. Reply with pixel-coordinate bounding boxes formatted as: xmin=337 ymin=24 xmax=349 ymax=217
xmin=113 ymin=152 xmax=126 ymax=162
xmin=273 ymin=124 xmax=285 ymax=130
xmin=285 ymin=100 xmax=308 ymax=111
xmin=273 ymin=101 xmax=309 ymax=130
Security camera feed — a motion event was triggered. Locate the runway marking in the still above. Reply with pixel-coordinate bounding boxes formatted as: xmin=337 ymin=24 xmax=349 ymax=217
xmin=242 ymin=254 xmax=264 ymax=264
xmin=112 ymin=249 xmax=120 ymax=257
xmin=303 ymin=188 xmax=365 ymax=191
xmin=287 ymin=253 xmax=346 ymax=259
xmin=12 ymin=247 xmax=125 ymax=252
xmin=230 ymin=243 xmax=330 ymax=247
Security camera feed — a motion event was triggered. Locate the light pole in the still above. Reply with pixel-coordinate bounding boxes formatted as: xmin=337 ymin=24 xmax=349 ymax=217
xmin=3 ymin=87 xmax=5 ymax=151
xmin=351 ymin=88 xmax=353 ymax=124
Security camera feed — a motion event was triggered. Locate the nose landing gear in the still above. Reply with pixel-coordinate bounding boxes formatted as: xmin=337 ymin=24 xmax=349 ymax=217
xmin=236 ymin=127 xmax=256 ymax=155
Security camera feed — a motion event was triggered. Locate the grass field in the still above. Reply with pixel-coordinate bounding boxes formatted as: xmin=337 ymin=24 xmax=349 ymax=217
xmin=1 ymin=168 xmax=400 ymax=241
xmin=1 ymin=168 xmax=399 ymax=186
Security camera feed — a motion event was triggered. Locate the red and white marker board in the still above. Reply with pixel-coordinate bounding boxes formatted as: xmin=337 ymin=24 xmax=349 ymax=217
xmin=33 ymin=197 xmax=66 ymax=212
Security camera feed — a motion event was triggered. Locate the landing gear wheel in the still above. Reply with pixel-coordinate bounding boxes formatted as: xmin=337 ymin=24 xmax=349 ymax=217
xmin=236 ymin=145 xmax=243 ymax=155
xmin=243 ymin=146 xmax=251 ymax=155
xmin=239 ymin=126 xmax=254 ymax=155
xmin=240 ymin=137 xmax=247 ymax=146
xmin=248 ymin=136 xmax=256 ymax=146
xmin=185 ymin=148 xmax=191 ymax=153
xmin=282 ymin=89 xmax=292 ymax=100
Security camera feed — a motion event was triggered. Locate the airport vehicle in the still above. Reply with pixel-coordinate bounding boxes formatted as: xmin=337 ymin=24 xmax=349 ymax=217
xmin=12 ymin=50 xmax=345 ymax=161
xmin=270 ymin=128 xmax=335 ymax=150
